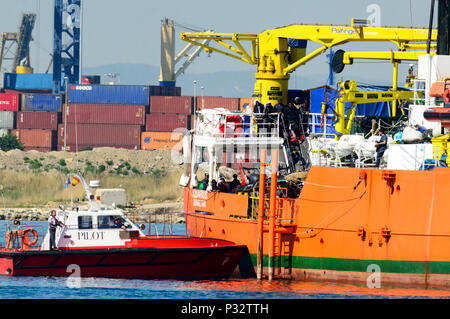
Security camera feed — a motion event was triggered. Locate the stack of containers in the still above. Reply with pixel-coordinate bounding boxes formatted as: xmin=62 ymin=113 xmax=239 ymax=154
xmin=13 ymin=93 xmax=62 ymax=151
xmin=142 ymin=96 xmax=193 ymax=150
xmin=0 ymin=92 xmax=19 ymax=137
xmin=61 ymin=84 xmax=150 ymax=151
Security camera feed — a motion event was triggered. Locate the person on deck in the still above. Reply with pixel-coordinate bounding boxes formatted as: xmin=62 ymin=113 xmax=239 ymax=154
xmin=375 ymin=129 xmax=388 ymax=168
xmin=229 ymin=174 xmax=241 ymax=191
xmin=48 ymin=210 xmax=64 ymax=250
xmin=253 ymin=99 xmax=265 ymax=136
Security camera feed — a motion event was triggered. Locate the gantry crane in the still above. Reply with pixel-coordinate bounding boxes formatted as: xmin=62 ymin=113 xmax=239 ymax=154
xmin=0 ymin=13 xmax=36 ymax=73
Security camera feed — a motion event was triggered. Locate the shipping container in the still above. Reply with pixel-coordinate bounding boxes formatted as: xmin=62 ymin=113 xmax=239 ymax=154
xmin=150 ymin=96 xmax=193 ymax=114
xmin=57 ymin=143 xmax=139 ymax=152
xmin=16 ymin=112 xmax=61 ymax=130
xmin=141 ymin=131 xmax=183 ymax=151
xmin=64 ymin=104 xmax=147 ymax=125
xmin=3 ymin=73 xmax=53 ymax=90
xmin=21 ymin=93 xmax=62 ymax=112
xmin=239 ymin=98 xmax=253 ymax=112
xmin=57 ymin=123 xmax=142 ymax=147
xmin=0 ymin=111 xmax=15 ymax=129
xmin=145 ymin=113 xmax=191 ymax=132
xmin=68 ymin=84 xmax=149 ymax=105
xmin=13 ymin=129 xmax=56 ymax=149
xmin=198 ymin=96 xmax=240 ymax=111
xmin=160 ymin=86 xmax=182 ymax=97
xmin=81 ymin=75 xmax=101 ymax=84
xmin=0 ymin=93 xmax=20 ymax=111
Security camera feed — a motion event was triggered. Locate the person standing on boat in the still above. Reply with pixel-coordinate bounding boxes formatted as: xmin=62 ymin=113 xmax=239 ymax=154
xmin=253 ymin=99 xmax=265 ymax=136
xmin=274 ymin=98 xmax=287 ymax=137
xmin=48 ymin=210 xmax=64 ymax=250
xmin=264 ymin=102 xmax=275 ymax=135
xmin=375 ymin=130 xmax=388 ymax=168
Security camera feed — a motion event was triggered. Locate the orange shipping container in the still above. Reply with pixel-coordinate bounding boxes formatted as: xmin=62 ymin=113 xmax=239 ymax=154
xmin=239 ymin=98 xmax=253 ymax=111
xmin=13 ymin=129 xmax=56 ymax=149
xmin=141 ymin=132 xmax=183 ymax=151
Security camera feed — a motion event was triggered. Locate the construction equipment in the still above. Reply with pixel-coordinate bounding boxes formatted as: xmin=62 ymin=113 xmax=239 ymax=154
xmin=159 ymin=18 xmax=212 ymax=87
xmin=181 ymin=21 xmax=437 ymax=106
xmin=0 ymin=13 xmax=36 ymax=73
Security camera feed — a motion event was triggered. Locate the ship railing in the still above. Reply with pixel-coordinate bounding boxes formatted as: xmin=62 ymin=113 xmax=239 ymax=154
xmin=308 ymin=113 xmax=335 ymax=138
xmin=250 ymin=187 xmax=296 ymax=225
xmin=4 ymin=223 xmax=44 ymax=249
xmin=194 ymin=111 xmax=282 ymax=139
xmin=411 ymin=78 xmax=426 ymax=105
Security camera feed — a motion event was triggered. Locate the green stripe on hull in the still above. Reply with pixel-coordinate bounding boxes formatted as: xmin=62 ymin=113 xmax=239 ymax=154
xmin=250 ymin=254 xmax=450 ymax=275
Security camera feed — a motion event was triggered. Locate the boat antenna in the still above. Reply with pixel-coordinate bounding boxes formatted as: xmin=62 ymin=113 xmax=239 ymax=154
xmin=427 ymin=0 xmax=436 ymax=54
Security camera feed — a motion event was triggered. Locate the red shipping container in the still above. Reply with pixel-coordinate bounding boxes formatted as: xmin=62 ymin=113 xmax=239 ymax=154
xmin=197 ymin=96 xmax=240 ymax=111
xmin=150 ymin=96 xmax=193 ymax=114
xmin=64 ymin=104 xmax=147 ymax=125
xmin=0 ymin=93 xmax=20 ymax=111
xmin=13 ymin=129 xmax=56 ymax=148
xmin=57 ymin=143 xmax=139 ymax=152
xmin=16 ymin=112 xmax=60 ymax=130
xmin=58 ymin=123 xmax=142 ymax=147
xmin=145 ymin=113 xmax=191 ymax=132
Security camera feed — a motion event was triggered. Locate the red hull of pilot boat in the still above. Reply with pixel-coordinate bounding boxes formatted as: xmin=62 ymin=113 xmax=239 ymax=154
xmin=0 ymin=236 xmax=246 ymax=279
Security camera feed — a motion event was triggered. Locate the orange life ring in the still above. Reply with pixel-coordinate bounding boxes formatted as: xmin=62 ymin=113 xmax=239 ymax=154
xmin=444 ymin=89 xmax=450 ymax=104
xmin=22 ymin=228 xmax=39 ymax=247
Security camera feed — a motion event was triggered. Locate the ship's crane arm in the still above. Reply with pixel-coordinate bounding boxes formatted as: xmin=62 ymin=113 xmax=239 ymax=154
xmin=332 ymin=80 xmax=420 ymax=138
xmin=181 ymin=22 xmax=437 ymax=106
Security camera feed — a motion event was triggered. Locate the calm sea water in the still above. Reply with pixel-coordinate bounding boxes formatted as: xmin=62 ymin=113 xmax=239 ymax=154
xmin=0 ymin=220 xmax=449 ymax=299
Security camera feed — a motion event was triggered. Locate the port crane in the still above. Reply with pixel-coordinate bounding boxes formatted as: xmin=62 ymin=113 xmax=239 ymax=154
xmin=0 ymin=13 xmax=36 ymax=73
xmin=159 ymin=18 xmax=213 ymax=87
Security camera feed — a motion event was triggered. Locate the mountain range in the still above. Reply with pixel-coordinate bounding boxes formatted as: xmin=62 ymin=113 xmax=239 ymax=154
xmin=83 ymin=62 xmax=402 ymax=98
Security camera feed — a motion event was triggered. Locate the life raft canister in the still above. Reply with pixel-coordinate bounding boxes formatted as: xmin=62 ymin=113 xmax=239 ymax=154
xmin=21 ymin=228 xmax=39 ymax=249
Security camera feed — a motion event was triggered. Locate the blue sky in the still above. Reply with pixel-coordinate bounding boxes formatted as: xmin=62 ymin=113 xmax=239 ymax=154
xmin=0 ymin=0 xmax=437 ymax=89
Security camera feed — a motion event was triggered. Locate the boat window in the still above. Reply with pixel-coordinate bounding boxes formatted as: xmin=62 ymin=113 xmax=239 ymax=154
xmin=78 ymin=216 xmax=92 ymax=229
xmin=98 ymin=215 xmax=128 ymax=229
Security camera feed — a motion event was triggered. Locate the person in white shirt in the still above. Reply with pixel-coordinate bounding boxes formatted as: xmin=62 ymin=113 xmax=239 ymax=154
xmin=48 ymin=210 xmax=64 ymax=250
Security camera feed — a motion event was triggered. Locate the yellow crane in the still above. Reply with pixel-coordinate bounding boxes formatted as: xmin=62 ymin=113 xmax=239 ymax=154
xmin=181 ymin=20 xmax=437 ymax=137
xmin=181 ymin=21 xmax=436 ymax=103
xmin=331 ymin=80 xmax=418 ymax=138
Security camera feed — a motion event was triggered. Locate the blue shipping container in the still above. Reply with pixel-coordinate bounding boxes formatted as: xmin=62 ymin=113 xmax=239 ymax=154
xmin=3 ymin=73 xmax=53 ymax=90
xmin=22 ymin=94 xmax=62 ymax=112
xmin=68 ymin=84 xmax=149 ymax=105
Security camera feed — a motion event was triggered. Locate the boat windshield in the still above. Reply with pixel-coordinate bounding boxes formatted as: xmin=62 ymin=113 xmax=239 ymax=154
xmin=98 ymin=215 xmax=131 ymax=229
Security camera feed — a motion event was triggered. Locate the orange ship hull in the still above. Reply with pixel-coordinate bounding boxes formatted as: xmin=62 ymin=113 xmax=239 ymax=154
xmin=184 ymin=166 xmax=450 ymax=288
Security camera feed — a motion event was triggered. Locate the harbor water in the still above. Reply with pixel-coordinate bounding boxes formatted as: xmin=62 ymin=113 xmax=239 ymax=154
xmin=0 ymin=220 xmax=449 ymax=300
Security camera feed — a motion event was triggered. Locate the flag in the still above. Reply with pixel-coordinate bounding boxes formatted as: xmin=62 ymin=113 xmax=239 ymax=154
xmin=71 ymin=176 xmax=80 ymax=186
xmin=64 ymin=177 xmax=70 ymax=189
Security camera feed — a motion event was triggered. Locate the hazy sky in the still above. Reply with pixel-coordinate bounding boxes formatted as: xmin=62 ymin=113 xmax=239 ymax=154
xmin=0 ymin=0 xmax=437 ymax=87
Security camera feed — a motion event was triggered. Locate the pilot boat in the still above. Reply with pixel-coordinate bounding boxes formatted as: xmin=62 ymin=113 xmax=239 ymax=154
xmin=0 ymin=173 xmax=246 ymax=279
